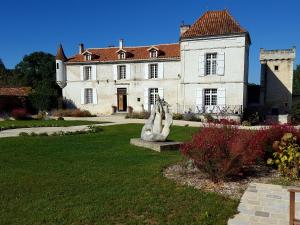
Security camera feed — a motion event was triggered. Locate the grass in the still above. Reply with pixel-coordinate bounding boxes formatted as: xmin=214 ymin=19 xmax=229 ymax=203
xmin=0 ymin=119 xmax=104 ymax=131
xmin=0 ymin=124 xmax=238 ymax=225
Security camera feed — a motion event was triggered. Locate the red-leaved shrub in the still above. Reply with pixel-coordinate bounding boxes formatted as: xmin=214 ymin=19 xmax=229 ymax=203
xmin=51 ymin=109 xmax=93 ymax=117
xmin=11 ymin=108 xmax=28 ymax=120
xmin=181 ymin=124 xmax=300 ymax=181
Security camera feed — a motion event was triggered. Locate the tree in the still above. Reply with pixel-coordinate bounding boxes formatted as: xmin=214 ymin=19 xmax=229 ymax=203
xmin=15 ymin=52 xmax=61 ymax=111
xmin=293 ymin=65 xmax=300 ymax=95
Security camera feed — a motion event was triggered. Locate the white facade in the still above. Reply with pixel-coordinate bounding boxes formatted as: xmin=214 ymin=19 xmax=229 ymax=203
xmin=180 ymin=35 xmax=249 ymax=114
xmin=56 ymin=10 xmax=250 ymax=115
xmin=63 ymin=59 xmax=181 ymax=114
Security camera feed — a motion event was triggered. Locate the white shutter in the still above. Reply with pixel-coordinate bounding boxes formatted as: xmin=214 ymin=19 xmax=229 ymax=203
xmin=92 ymin=65 xmax=97 ymax=80
xmin=81 ymin=89 xmax=85 ymax=104
xmin=196 ymin=88 xmax=203 ymax=112
xmin=126 ymin=64 xmax=131 ymax=80
xmin=158 ymin=63 xmax=164 ymax=79
xmin=217 ymin=52 xmax=225 ymax=76
xmin=158 ymin=88 xmax=164 ymax=100
xmin=80 ymin=66 xmax=84 ymax=80
xmin=199 ymin=54 xmax=205 ymax=76
xmin=92 ymin=88 xmax=98 ymax=104
xmin=144 ymin=88 xmax=149 ymax=111
xmin=113 ymin=65 xmax=118 ymax=80
xmin=217 ymin=88 xmax=226 ymax=106
xmin=144 ymin=63 xmax=149 ymax=79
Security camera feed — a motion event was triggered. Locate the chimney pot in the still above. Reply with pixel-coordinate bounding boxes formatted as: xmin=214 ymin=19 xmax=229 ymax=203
xmin=180 ymin=24 xmax=190 ymax=36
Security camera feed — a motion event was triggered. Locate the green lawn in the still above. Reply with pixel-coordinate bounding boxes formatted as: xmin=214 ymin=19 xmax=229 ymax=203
xmin=0 ymin=124 xmax=238 ymax=225
xmin=0 ymin=120 xmax=103 ymax=131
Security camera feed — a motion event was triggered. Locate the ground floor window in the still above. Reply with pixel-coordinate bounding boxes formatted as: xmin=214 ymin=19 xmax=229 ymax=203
xmin=149 ymin=88 xmax=159 ymax=106
xmin=85 ymin=88 xmax=93 ymax=104
xmin=204 ymin=89 xmax=217 ymax=106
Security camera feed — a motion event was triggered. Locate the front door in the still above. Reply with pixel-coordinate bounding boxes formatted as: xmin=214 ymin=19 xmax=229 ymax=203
xmin=117 ymin=88 xmax=127 ymax=112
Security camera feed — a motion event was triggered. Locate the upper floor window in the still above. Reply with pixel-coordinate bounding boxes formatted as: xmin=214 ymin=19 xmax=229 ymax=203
xmin=274 ymin=65 xmax=279 ymax=71
xmin=118 ymin=65 xmax=126 ymax=79
xmin=84 ymin=66 xmax=92 ymax=80
xmin=85 ymin=54 xmax=92 ymax=61
xmin=56 ymin=63 xmax=59 ymax=69
xmin=204 ymin=89 xmax=217 ymax=106
xmin=205 ymin=53 xmax=217 ymax=75
xmin=150 ymin=50 xmax=158 ymax=58
xmin=149 ymin=64 xmax=158 ymax=79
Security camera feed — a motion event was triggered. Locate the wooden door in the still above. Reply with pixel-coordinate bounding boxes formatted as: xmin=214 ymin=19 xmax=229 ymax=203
xmin=117 ymin=88 xmax=127 ymax=112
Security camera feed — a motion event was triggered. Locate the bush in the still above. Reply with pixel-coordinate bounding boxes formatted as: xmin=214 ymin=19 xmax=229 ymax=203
xmin=57 ymin=116 xmax=64 ymax=121
xmin=203 ymin=114 xmax=215 ymax=123
xmin=267 ymin=133 xmax=300 ymax=179
xmin=183 ymin=112 xmax=201 ymax=122
xmin=173 ymin=113 xmax=184 ymax=120
xmin=125 ymin=112 xmax=150 ymax=119
xmin=51 ymin=109 xmax=93 ymax=117
xmin=218 ymin=119 xmax=238 ymax=125
xmin=181 ymin=125 xmax=263 ymax=181
xmin=242 ymin=121 xmax=251 ymax=126
xmin=11 ymin=108 xmax=28 ymax=120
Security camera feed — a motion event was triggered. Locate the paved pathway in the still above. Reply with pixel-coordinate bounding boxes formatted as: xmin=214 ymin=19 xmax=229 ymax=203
xmin=0 ymin=115 xmax=298 ymax=138
xmin=228 ymin=183 xmax=299 ymax=225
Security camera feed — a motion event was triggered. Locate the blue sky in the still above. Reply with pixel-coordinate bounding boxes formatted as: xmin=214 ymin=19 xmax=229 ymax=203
xmin=0 ymin=0 xmax=299 ymax=84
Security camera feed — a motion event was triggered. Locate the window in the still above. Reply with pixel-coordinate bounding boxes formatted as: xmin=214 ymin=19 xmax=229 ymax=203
xmin=56 ymin=63 xmax=59 ymax=69
xmin=85 ymin=54 xmax=92 ymax=61
xmin=118 ymin=65 xmax=126 ymax=79
xmin=274 ymin=65 xmax=279 ymax=71
xmin=150 ymin=50 xmax=158 ymax=58
xmin=149 ymin=88 xmax=159 ymax=105
xmin=204 ymin=89 xmax=217 ymax=106
xmin=84 ymin=66 xmax=92 ymax=80
xmin=149 ymin=64 xmax=158 ymax=79
xmin=205 ymin=53 xmax=217 ymax=75
xmin=85 ymin=88 xmax=93 ymax=104
xmin=119 ymin=52 xmax=126 ymax=60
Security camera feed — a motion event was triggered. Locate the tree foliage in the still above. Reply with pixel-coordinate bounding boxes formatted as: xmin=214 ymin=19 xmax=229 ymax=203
xmin=293 ymin=64 xmax=300 ymax=95
xmin=0 ymin=52 xmax=61 ymax=111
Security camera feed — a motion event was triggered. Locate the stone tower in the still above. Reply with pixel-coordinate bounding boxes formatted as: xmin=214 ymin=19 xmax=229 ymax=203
xmin=55 ymin=44 xmax=67 ymax=88
xmin=260 ymin=48 xmax=296 ymax=114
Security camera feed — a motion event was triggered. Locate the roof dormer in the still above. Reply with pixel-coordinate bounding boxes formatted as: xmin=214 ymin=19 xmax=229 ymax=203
xmin=116 ymin=49 xmax=127 ymax=60
xmin=82 ymin=50 xmax=94 ymax=61
xmin=147 ymin=47 xmax=159 ymax=58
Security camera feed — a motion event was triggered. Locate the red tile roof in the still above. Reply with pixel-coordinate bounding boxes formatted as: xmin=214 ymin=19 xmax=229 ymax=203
xmin=181 ymin=10 xmax=248 ymax=39
xmin=66 ymin=43 xmax=180 ymax=63
xmin=0 ymin=87 xmax=32 ymax=97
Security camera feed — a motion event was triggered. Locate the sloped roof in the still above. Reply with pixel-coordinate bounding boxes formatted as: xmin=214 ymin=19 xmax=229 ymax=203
xmin=0 ymin=87 xmax=32 ymax=97
xmin=181 ymin=10 xmax=248 ymax=39
xmin=66 ymin=43 xmax=180 ymax=63
xmin=55 ymin=44 xmax=67 ymax=61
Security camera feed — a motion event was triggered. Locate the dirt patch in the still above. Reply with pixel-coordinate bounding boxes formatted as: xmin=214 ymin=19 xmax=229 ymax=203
xmin=163 ymin=163 xmax=283 ymax=200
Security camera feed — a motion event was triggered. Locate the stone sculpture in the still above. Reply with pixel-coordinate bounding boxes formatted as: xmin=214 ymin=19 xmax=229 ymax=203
xmin=141 ymin=97 xmax=173 ymax=142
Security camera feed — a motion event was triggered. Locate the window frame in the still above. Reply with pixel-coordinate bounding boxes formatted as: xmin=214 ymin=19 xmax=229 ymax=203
xmin=205 ymin=53 xmax=217 ymax=75
xmin=149 ymin=63 xmax=158 ymax=79
xmin=150 ymin=50 xmax=158 ymax=58
xmin=149 ymin=88 xmax=159 ymax=106
xmin=84 ymin=66 xmax=92 ymax=81
xmin=118 ymin=65 xmax=127 ymax=80
xmin=85 ymin=88 xmax=93 ymax=104
xmin=85 ymin=54 xmax=92 ymax=61
xmin=204 ymin=88 xmax=218 ymax=106
xmin=119 ymin=52 xmax=126 ymax=60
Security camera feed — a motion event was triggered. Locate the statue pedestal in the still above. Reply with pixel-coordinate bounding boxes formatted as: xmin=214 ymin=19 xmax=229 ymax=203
xmin=130 ymin=138 xmax=182 ymax=152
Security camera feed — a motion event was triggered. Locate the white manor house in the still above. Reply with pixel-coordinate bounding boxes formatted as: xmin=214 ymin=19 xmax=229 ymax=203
xmin=56 ymin=10 xmax=251 ymax=115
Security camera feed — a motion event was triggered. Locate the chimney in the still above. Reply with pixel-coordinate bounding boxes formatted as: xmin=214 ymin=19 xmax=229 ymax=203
xmin=119 ymin=39 xmax=124 ymax=49
xmin=79 ymin=43 xmax=84 ymax=54
xmin=180 ymin=23 xmax=190 ymax=36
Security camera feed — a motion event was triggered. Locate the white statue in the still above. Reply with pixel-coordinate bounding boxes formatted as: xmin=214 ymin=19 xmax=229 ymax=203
xmin=141 ymin=97 xmax=173 ymax=142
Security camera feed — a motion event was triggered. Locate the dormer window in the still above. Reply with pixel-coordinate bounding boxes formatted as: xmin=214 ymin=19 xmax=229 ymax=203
xmin=119 ymin=52 xmax=126 ymax=60
xmin=150 ymin=50 xmax=158 ymax=58
xmin=85 ymin=54 xmax=92 ymax=61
